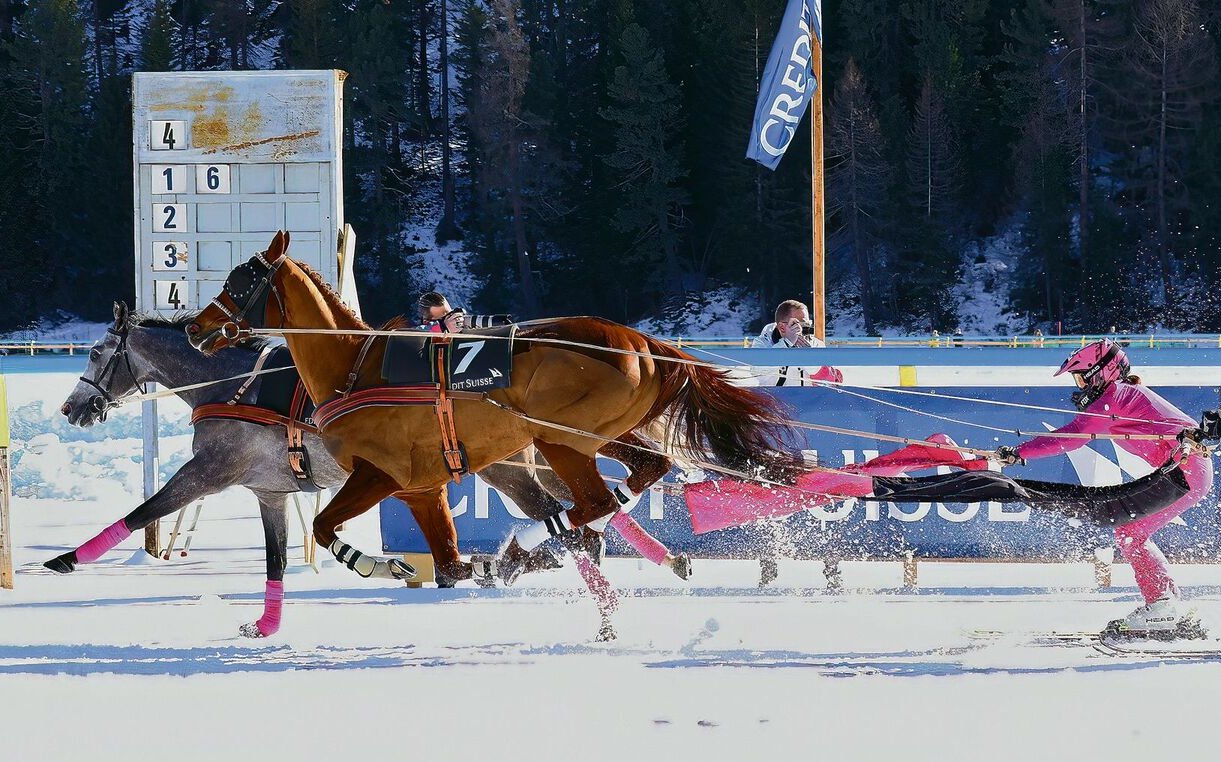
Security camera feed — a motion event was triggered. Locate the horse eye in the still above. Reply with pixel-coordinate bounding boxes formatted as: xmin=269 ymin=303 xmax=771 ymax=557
xmin=90 ymin=349 xmax=102 ymax=361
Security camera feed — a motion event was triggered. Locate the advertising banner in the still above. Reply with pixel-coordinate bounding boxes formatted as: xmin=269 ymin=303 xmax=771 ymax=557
xmin=380 ymin=386 xmax=1221 ymax=562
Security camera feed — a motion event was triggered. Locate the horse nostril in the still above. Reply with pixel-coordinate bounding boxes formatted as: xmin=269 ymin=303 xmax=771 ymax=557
xmin=186 ymin=323 xmax=200 ymax=336
xmin=60 ymin=402 xmax=71 ymax=417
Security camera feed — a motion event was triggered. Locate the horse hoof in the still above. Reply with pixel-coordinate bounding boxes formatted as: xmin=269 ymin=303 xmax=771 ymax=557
xmin=43 ymin=553 xmax=77 ymax=575
xmin=238 ymin=622 xmax=268 ymax=639
xmin=497 ymin=540 xmax=530 ymax=587
xmin=387 ymin=558 xmax=417 ymax=580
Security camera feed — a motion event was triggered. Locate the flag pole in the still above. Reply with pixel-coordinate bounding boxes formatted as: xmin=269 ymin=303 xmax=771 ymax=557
xmin=811 ymin=32 xmax=826 ymax=343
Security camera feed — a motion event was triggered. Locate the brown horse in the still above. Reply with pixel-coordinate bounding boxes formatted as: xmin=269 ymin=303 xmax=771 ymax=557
xmin=186 ymin=231 xmax=795 ymax=584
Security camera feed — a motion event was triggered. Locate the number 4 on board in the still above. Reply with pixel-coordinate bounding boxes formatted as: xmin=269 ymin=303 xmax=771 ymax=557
xmin=150 ymin=121 xmax=186 ymax=151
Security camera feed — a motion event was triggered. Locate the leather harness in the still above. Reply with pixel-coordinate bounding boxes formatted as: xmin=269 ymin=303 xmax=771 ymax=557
xmin=315 ymin=333 xmax=485 ymax=483
xmin=190 ymin=379 xmax=318 ymax=484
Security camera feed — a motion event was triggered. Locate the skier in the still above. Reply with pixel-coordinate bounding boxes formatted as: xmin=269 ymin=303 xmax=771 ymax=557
xmin=992 ymin=339 xmax=1213 ymax=640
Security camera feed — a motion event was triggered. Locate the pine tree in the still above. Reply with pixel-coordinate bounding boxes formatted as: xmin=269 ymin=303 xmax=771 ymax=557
xmin=141 ymin=0 xmax=176 ymax=71
xmin=0 ymin=0 xmax=91 ymax=322
xmin=827 ymin=59 xmax=889 ymax=333
xmin=898 ymin=75 xmax=962 ymax=329
xmin=466 ymin=0 xmax=542 ymax=316
xmin=600 ymin=23 xmax=688 ymax=300
xmin=280 ymin=0 xmax=340 ymax=69
xmin=1110 ymin=0 xmax=1217 ymax=309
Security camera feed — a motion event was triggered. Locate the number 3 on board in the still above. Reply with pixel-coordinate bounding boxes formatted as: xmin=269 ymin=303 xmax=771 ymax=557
xmin=152 ymin=241 xmax=188 ymax=271
xmin=154 ymin=280 xmax=189 ymax=310
xmin=150 ymin=120 xmax=186 ymax=151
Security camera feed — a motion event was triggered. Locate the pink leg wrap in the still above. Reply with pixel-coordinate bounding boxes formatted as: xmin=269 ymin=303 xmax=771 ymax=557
xmin=609 ymin=512 xmax=670 ymax=565
xmin=255 ymin=580 xmax=285 ymax=637
xmin=1115 ymin=455 xmax=1212 ymax=603
xmin=574 ymin=553 xmax=618 ymax=615
xmin=75 ymin=519 xmax=132 ymax=564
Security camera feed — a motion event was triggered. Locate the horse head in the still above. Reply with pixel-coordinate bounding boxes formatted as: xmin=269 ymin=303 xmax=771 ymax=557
xmin=61 ymin=301 xmax=143 ymax=426
xmin=187 ymin=230 xmax=290 ymax=354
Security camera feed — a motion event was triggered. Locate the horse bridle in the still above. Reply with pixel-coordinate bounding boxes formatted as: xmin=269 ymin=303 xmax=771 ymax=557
xmin=78 ymin=322 xmax=148 ymax=420
xmin=210 ymin=250 xmax=287 ymax=339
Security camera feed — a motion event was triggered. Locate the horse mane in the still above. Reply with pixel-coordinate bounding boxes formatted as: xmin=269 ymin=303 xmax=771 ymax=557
xmin=294 ymin=261 xmax=370 ymax=329
xmin=382 ymin=315 xmax=411 ymax=331
xmin=129 ymin=310 xmax=271 ymax=352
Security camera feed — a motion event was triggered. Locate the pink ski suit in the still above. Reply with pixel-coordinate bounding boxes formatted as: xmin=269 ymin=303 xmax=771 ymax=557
xmin=1016 ymin=382 xmax=1212 ymax=603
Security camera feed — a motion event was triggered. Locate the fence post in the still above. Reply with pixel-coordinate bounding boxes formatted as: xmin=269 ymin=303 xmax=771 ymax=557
xmin=0 ymin=376 xmax=12 ymax=589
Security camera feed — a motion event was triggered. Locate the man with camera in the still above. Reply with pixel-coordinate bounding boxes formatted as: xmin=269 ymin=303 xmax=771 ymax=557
xmin=416 ymin=291 xmax=512 ymax=333
xmin=750 ymin=299 xmax=842 ymax=386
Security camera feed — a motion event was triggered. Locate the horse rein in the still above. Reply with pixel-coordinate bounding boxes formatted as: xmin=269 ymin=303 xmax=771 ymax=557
xmin=78 ymin=322 xmax=148 ymax=420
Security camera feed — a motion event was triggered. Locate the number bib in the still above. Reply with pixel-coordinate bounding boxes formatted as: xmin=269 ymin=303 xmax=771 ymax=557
xmin=381 ymin=325 xmax=515 ymax=391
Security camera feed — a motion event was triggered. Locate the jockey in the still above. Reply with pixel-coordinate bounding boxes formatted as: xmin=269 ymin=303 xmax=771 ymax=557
xmin=992 ymin=338 xmax=1213 ymax=640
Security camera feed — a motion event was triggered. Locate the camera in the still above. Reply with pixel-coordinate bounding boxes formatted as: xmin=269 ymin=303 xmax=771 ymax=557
xmin=799 ymin=320 xmax=815 ymax=336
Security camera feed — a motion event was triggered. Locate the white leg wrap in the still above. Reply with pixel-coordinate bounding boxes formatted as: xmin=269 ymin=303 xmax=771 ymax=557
xmin=329 ymin=539 xmax=377 ymax=578
xmin=586 ymin=513 xmax=613 ymax=532
xmin=613 ymin=484 xmax=643 ymax=512
xmin=516 ymin=510 xmax=573 ymax=551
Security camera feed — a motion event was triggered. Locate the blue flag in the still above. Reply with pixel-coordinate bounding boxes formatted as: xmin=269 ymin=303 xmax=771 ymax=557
xmin=745 ymin=0 xmax=823 ymax=170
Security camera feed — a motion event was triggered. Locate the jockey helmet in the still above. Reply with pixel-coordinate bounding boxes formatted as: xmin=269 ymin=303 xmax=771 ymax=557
xmin=1055 ymin=338 xmax=1130 ymax=409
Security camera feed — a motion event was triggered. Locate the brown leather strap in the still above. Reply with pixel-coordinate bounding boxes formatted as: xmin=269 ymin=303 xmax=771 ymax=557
xmin=339 ymin=334 xmax=378 ymax=398
xmin=191 ymin=403 xmax=294 ymax=428
xmin=286 ymin=381 xmax=312 ymax=481
xmin=433 ymin=340 xmax=468 ymax=482
xmin=226 ymin=345 xmax=275 ymax=405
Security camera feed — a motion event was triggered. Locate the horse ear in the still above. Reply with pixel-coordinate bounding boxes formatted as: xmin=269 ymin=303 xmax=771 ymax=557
xmin=266 ymin=231 xmax=288 ymax=262
xmin=113 ymin=301 xmax=128 ymax=326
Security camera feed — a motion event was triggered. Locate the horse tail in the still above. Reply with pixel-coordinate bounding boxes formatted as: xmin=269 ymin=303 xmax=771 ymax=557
xmin=640 ymin=335 xmax=802 ymax=479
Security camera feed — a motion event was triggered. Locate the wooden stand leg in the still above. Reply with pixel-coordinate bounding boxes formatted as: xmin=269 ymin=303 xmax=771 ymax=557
xmin=902 ymin=551 xmax=918 ymax=590
xmin=403 ymin=553 xmax=435 ymax=588
xmin=0 ymin=449 xmax=13 ymax=590
xmin=1093 ymin=556 xmax=1113 ymax=589
xmin=144 ymin=523 xmax=160 ymax=557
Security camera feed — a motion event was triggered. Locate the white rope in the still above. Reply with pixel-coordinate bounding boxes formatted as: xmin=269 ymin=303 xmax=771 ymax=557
xmin=249 ymin=324 xmax=1194 ymax=439
xmin=821 ymin=383 xmax=1187 ymax=444
xmin=112 ymin=366 xmax=295 ymax=406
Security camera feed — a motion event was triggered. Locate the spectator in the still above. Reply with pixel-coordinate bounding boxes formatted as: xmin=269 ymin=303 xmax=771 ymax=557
xmin=750 ymin=299 xmax=843 ymax=387
xmin=749 ymin=300 xmax=842 ymax=585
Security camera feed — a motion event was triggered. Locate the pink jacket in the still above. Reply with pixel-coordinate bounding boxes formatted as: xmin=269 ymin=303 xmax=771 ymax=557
xmin=1016 ymin=382 xmax=1195 ymax=466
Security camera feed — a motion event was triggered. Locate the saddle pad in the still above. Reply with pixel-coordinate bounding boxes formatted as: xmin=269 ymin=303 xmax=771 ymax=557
xmin=254 ymin=346 xmax=317 ymax=423
xmin=381 ymin=325 xmax=516 ymax=391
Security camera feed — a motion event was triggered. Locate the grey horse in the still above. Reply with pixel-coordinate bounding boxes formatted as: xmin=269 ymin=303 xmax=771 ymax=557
xmin=51 ymin=302 xmax=591 ymax=637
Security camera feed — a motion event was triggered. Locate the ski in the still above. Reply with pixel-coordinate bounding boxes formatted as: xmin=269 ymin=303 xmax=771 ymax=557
xmin=1092 ymin=640 xmax=1221 ymax=659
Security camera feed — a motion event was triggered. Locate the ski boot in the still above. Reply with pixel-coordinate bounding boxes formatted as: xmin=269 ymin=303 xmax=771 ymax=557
xmin=1102 ymin=595 xmax=1209 ymax=641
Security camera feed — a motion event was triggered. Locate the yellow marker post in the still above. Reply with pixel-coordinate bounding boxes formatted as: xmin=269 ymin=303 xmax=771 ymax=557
xmin=898 ymin=366 xmax=918 ymax=387
xmin=0 ymin=376 xmax=12 ymax=589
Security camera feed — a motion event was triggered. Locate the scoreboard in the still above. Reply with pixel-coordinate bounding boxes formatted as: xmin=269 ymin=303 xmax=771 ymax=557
xmin=132 ymin=70 xmax=345 ymax=315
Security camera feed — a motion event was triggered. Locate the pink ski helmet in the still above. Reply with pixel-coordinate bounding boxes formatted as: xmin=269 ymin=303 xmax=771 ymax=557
xmin=1055 ymin=338 xmax=1130 ymax=389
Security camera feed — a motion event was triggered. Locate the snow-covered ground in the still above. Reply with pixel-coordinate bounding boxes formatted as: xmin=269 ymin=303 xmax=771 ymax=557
xmin=6 ymin=373 xmax=1221 ymax=761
